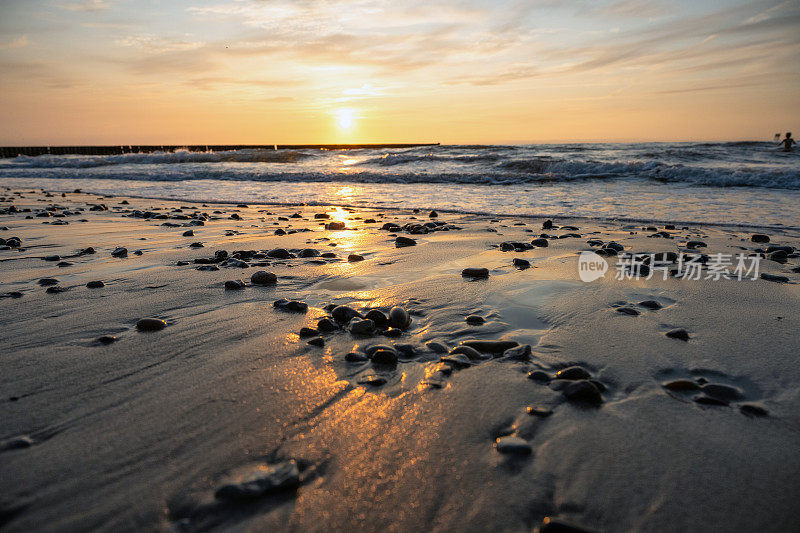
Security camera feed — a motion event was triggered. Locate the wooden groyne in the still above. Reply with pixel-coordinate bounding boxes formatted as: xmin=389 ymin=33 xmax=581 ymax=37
xmin=0 ymin=143 xmax=439 ymax=158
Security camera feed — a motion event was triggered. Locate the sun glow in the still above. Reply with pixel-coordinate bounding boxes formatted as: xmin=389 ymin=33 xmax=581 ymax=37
xmin=334 ymin=108 xmax=356 ymax=131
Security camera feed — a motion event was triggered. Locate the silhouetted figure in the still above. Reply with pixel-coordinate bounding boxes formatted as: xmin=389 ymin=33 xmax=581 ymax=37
xmin=778 ymin=132 xmax=796 ymax=152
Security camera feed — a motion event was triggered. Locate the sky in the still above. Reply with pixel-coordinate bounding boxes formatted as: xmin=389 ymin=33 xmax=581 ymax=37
xmin=0 ymin=0 xmax=798 ymax=144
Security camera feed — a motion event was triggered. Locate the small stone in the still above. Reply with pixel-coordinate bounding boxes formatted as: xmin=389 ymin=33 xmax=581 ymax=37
xmin=86 ymin=280 xmax=105 ymax=289
xmin=526 ymin=406 xmax=553 ymax=417
xmin=694 ymin=395 xmax=728 ymax=406
xmin=266 ymin=248 xmax=292 ymax=259
xmin=465 ymin=315 xmax=485 ymax=325
xmin=80 ymin=247 xmax=95 ymax=255
xmin=348 ymin=318 xmax=375 ymax=335
xmin=760 ymin=273 xmax=789 ymax=283
xmin=273 ymin=299 xmax=308 ymax=312
xmin=0 ymin=435 xmax=35 ymax=451
xmin=449 ymin=345 xmax=485 ymax=360
xmin=440 ymin=354 xmax=472 ymax=368
xmin=298 ymin=248 xmax=319 ymax=258
xmin=739 ymin=404 xmax=768 ymax=417
xmin=459 ymin=339 xmax=519 ymax=354
xmin=384 ymin=327 xmax=402 ymax=337
xmin=426 ymin=341 xmax=449 ymax=353
xmin=562 ymin=380 xmax=603 ymax=404
xmin=182 ymin=230 xmax=194 ymax=236
xmin=345 ymin=352 xmax=368 ymax=362
xmin=97 ymin=335 xmax=117 ymax=345
xmin=43 ymin=255 xmax=60 ymax=262
xmin=542 ymin=219 xmax=553 ymax=229
xmin=388 ymin=306 xmax=411 ymax=329
xmin=332 ymin=305 xmax=363 ymax=324
xmin=314 ymin=213 xmax=330 ymax=219
xmin=317 ymin=318 xmax=337 ymax=332
xmin=250 ymin=271 xmax=277 ymax=285
xmin=751 ymin=234 xmax=770 ymax=243
xmin=225 ymin=280 xmax=246 ymax=290
xmin=495 ymin=436 xmax=532 ymax=455
xmin=665 ymin=328 xmax=690 ymax=341
xmin=616 ymin=307 xmax=639 ymax=316
xmin=554 ymin=366 xmax=591 ymax=380
xmin=307 ymin=337 xmax=324 ymax=347
xmin=531 ymin=238 xmax=549 ymax=247
xmin=357 ymin=374 xmax=387 ymax=386
xmin=299 ymin=327 xmax=319 ymax=337
xmin=348 ymin=254 xmax=364 ymax=262
xmin=462 ymin=268 xmax=489 ymax=278
xmin=502 ymin=344 xmax=531 ymax=360
xmin=38 ymin=278 xmax=59 ymax=286
xmin=136 ymin=318 xmax=167 ymax=331
xmin=325 ymin=221 xmax=345 ymax=230
xmin=638 ymin=300 xmax=662 ymax=310
xmin=663 ymin=379 xmax=700 ymax=391
xmin=215 ymin=460 xmax=300 ymax=501
xmin=395 ymin=236 xmax=417 ymax=247
xmin=538 ymin=517 xmax=596 ymax=533
xmin=513 ymin=258 xmax=530 ymax=268
xmin=46 ymin=286 xmax=67 ymax=294
xmin=371 ymin=349 xmax=399 ymax=366
xmin=429 ymin=210 xmax=438 ymax=218
xmin=111 ymin=247 xmax=128 ymax=258
xmin=364 ymin=309 xmax=388 ymax=328
xmin=528 ymin=370 xmax=551 ymax=382
xmin=701 ymin=383 xmax=743 ymax=402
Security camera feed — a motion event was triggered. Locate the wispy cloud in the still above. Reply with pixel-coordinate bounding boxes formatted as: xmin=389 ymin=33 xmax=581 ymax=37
xmin=0 ymin=36 xmax=29 ymax=50
xmin=58 ymin=0 xmax=112 ymax=12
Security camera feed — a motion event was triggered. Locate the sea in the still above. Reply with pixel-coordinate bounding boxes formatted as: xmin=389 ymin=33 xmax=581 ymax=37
xmin=1 ymin=142 xmax=799 ymax=228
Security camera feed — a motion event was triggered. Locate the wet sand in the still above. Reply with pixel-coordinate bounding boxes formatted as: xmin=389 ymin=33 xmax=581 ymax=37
xmin=1 ymin=187 xmax=799 ymax=532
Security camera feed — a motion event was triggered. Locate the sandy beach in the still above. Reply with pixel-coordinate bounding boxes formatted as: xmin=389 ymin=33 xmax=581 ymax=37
xmin=1 ymin=187 xmax=799 ymax=532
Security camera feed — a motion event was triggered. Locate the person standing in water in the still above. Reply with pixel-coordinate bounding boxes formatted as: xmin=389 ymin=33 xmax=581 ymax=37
xmin=777 ymin=132 xmax=796 ymax=152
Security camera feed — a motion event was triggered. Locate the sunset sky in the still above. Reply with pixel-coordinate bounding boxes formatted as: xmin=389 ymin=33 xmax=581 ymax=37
xmin=1 ymin=0 xmax=798 ymax=144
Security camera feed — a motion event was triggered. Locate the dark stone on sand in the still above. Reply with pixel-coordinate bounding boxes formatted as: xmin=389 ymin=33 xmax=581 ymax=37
xmin=760 ymin=273 xmax=789 ymax=283
xmin=429 ymin=210 xmax=438 ymax=218
xmin=250 ymin=271 xmax=277 ymax=285
xmin=388 ymin=306 xmax=411 ymax=329
xmin=46 ymin=286 xmax=67 ymax=294
xmin=57 ymin=261 xmax=73 ymax=267
xmin=348 ymin=318 xmax=375 ymax=335
xmin=348 ymin=254 xmax=364 ymax=262
xmin=441 ymin=354 xmax=472 ymax=368
xmin=38 ymin=278 xmax=58 ymax=286
xmin=686 ymin=240 xmax=707 ymax=249
xmin=663 ymin=379 xmax=700 ymax=391
xmin=616 ymin=307 xmax=639 ymax=316
xmin=460 ymin=339 xmax=519 ymax=354
xmin=299 ymin=327 xmax=319 ymax=337
xmin=189 ymin=242 xmax=204 ymax=249
xmin=426 ymin=341 xmax=449 ymax=353
xmin=332 ymin=305 xmax=363 ymax=324
xmin=665 ymin=328 xmax=690 ymax=341
xmin=267 ymin=248 xmax=292 ymax=259
xmin=531 ymin=238 xmax=549 ymax=247
xmin=215 ymin=460 xmax=300 ymax=501
xmin=538 ymin=517 xmax=596 ymax=533
xmin=751 ymin=234 xmax=770 ymax=243
xmin=43 ymin=255 xmax=60 ymax=262
xmin=542 ymin=219 xmax=553 ymax=229
xmin=449 ymin=345 xmax=484 ymax=360
xmin=97 ymin=335 xmax=117 ymax=345
xmin=395 ymin=236 xmax=416 ymax=247
xmin=314 ymin=213 xmax=330 ymax=219
xmin=196 ymin=265 xmax=219 ymax=271
xmin=769 ymin=250 xmax=788 ymax=262
xmin=701 ymin=383 xmax=743 ymax=402
xmin=638 ymin=300 xmax=662 ymax=310
xmin=371 ymin=349 xmax=399 ymax=366
xmin=384 ymin=327 xmax=402 ymax=337
xmin=365 ymin=309 xmax=388 ymax=328
xmin=563 ymin=380 xmax=603 ymax=404
xmin=461 ymin=268 xmax=489 ymax=278
xmin=225 ymin=280 xmax=246 ymax=290
xmin=694 ymin=395 xmax=728 ymax=406
xmin=86 ymin=280 xmax=105 ymax=289
xmin=465 ymin=315 xmax=485 ymax=325
xmin=182 ymin=230 xmax=194 ymax=236
xmin=502 ymin=344 xmax=531 ymax=360
xmin=358 ymin=374 xmax=387 ymax=386
xmin=273 ymin=299 xmax=308 ymax=313
xmin=274 ymin=228 xmax=286 ymax=235
xmin=345 ymin=351 xmax=368 ymax=362
xmin=111 ymin=247 xmax=128 ymax=258
xmin=527 ymin=406 xmax=553 ymax=417
xmin=317 ymin=318 xmax=338 ymax=332
xmin=325 ymin=221 xmax=346 ymax=230
xmin=299 ymin=248 xmax=319 ymax=258
xmin=740 ymin=404 xmax=768 ymax=417
xmin=0 ymin=435 xmax=35 ymax=451
xmin=307 ymin=337 xmax=324 ymax=347
xmin=513 ymin=258 xmax=530 ymax=268
xmin=321 ymin=252 xmax=337 ymax=258
xmin=8 ymin=291 xmax=23 ymax=298
xmin=136 ymin=318 xmax=167 ymax=331
xmin=528 ymin=370 xmax=551 ymax=382
xmin=495 ymin=436 xmax=532 ymax=455
xmin=554 ymin=366 xmax=591 ymax=380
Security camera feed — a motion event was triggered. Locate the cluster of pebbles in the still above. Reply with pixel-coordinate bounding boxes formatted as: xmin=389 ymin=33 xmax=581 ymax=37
xmin=660 ymin=371 xmax=768 ymax=417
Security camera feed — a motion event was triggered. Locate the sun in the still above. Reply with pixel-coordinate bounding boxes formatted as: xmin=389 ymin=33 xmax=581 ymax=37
xmin=334 ymin=108 xmax=356 ymax=131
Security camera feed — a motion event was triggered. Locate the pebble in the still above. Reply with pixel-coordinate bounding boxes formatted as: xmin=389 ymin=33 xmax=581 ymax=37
xmin=371 ymin=348 xmax=399 ymax=366
xmin=638 ymin=300 xmax=662 ymax=310
xmin=266 ymin=248 xmax=292 ymax=259
xmin=299 ymin=327 xmax=319 ymax=337
xmin=527 ymin=370 xmax=551 ymax=382
xmin=513 ymin=258 xmax=530 ymax=268
xmin=298 ymin=248 xmax=319 ymax=258
xmin=686 ymin=240 xmax=707 ymax=249
xmin=554 ymin=366 xmax=591 ymax=380
xmin=348 ymin=254 xmax=364 ymax=262
xmin=250 ymin=271 xmax=277 ymax=285
xmin=562 ymin=380 xmax=603 ymax=404
xmin=665 ymin=328 xmax=690 ymax=341
xmin=449 ymin=345 xmax=485 ymax=360
xmin=460 ymin=339 xmax=519 ymax=354
xmin=86 ymin=280 xmax=105 ymax=289
xmin=701 ymin=383 xmax=743 ymax=402
xmin=760 ymin=273 xmax=789 ymax=283
xmin=214 ymin=460 xmax=300 ymax=501
xmin=429 ymin=210 xmax=438 ymax=218
xmin=495 ymin=436 xmax=532 ymax=455
xmin=364 ymin=309 xmax=388 ymax=328
xmin=182 ymin=230 xmax=194 ymax=236
xmin=542 ymin=219 xmax=553 ymax=229
xmin=273 ymin=299 xmax=308 ymax=312
xmin=440 ymin=354 xmax=472 ymax=368
xmin=426 ymin=341 xmax=449 ymax=353
xmin=43 ymin=255 xmax=60 ymax=262
xmin=97 ymin=335 xmax=117 ymax=345
xmin=38 ymin=278 xmax=59 ymax=286
xmin=224 ymin=280 xmax=246 ymax=290
xmin=307 ymin=337 xmax=324 ymax=347
xmin=388 ymin=306 xmax=411 ymax=329
xmin=189 ymin=242 xmax=204 ymax=248
xmin=739 ymin=404 xmax=768 ymax=417
xmin=384 ymin=327 xmax=402 ymax=337
xmin=531 ymin=238 xmax=549 ymax=247
xmin=348 ymin=318 xmax=375 ymax=335
xmin=465 ymin=315 xmax=485 ymax=325
xmin=57 ymin=261 xmax=73 ymax=267
xmin=332 ymin=305 xmax=363 ymax=324
xmin=345 ymin=352 xmax=368 ymax=362
xmin=317 ymin=318 xmax=338 ymax=332
xmin=325 ymin=221 xmax=346 ymax=230
xmin=111 ymin=247 xmax=128 ymax=258
xmin=526 ymin=406 xmax=553 ymax=417
xmin=616 ymin=307 xmax=639 ymax=316
xmin=538 ymin=517 xmax=596 ymax=533
xmin=395 ymin=236 xmax=417 ymax=247
xmin=80 ymin=247 xmax=95 ymax=255
xmin=136 ymin=318 xmax=167 ymax=331
xmin=314 ymin=213 xmax=330 ymax=219
xmin=663 ymin=379 xmax=700 ymax=391
xmin=502 ymin=344 xmax=531 ymax=360
xmin=46 ymin=286 xmax=67 ymax=294
xmin=694 ymin=395 xmax=728 ymax=406
xmin=357 ymin=374 xmax=387 ymax=386
xmin=751 ymin=234 xmax=770 ymax=243
xmin=0 ymin=435 xmax=35 ymax=451
xmin=461 ymin=268 xmax=489 ymax=279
